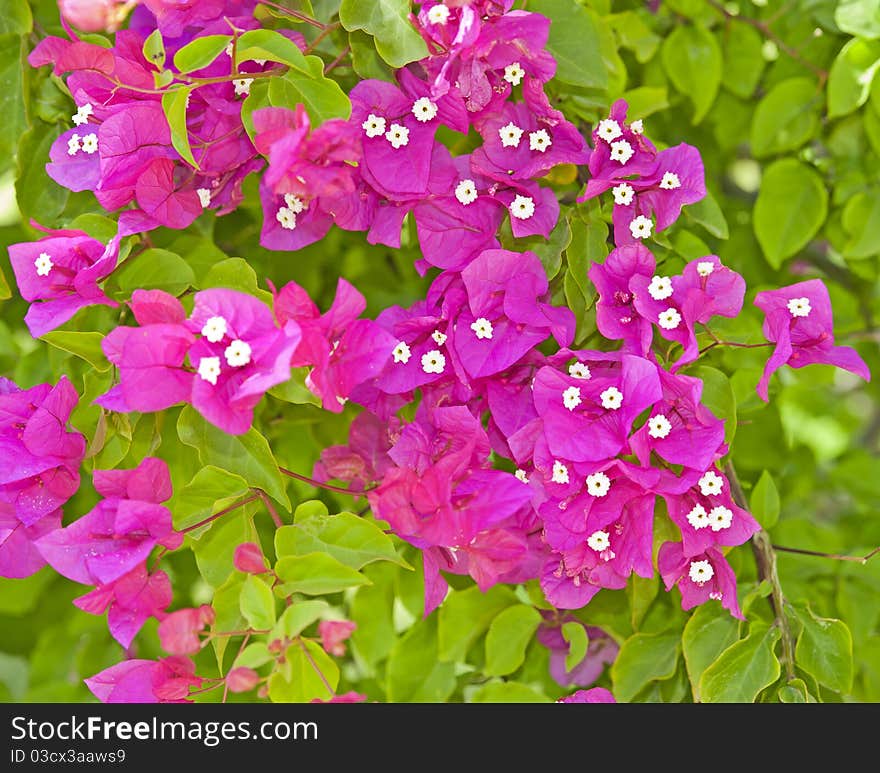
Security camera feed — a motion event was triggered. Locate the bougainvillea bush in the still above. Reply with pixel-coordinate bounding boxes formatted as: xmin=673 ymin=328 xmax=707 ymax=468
xmin=0 ymin=0 xmax=878 ymax=704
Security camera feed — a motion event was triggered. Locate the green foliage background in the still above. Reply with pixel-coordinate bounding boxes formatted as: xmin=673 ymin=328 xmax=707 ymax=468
xmin=0 ymin=0 xmax=878 ymax=703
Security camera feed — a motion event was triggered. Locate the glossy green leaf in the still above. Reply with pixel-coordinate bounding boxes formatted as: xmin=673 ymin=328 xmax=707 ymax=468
xmin=836 ymin=0 xmax=880 ymax=39
xmin=275 ymin=552 xmax=370 ymax=595
xmin=339 ymin=0 xmax=429 ymax=68
xmin=142 ymin=29 xmax=165 ymax=70
xmin=235 ymin=28 xmax=309 ymax=73
xmin=682 ymin=603 xmax=740 ymax=701
xmin=795 ymin=606 xmax=853 ymax=693
xmin=115 ymin=247 xmax=195 ymax=296
xmin=484 ymin=605 xmax=542 ymax=676
xmin=268 ymin=57 xmax=351 ymax=124
xmin=386 ymin=615 xmax=456 ymax=702
xmin=721 ymin=22 xmax=764 ymax=99
xmin=173 ymin=35 xmax=232 ymax=74
xmin=841 ymin=190 xmax=880 ymax=258
xmin=240 ymin=575 xmax=277 ymax=630
xmin=173 ymin=465 xmax=250 ymax=532
xmin=271 ymin=600 xmax=329 ymax=640
xmin=700 ymin=624 xmax=781 ymax=702
xmin=161 ymin=87 xmax=198 ymax=169
xmin=828 ymin=38 xmax=880 ymax=117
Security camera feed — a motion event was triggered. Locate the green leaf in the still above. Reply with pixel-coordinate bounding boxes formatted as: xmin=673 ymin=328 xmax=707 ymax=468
xmin=177 ymin=405 xmax=290 ymax=508
xmin=721 ymin=22 xmax=764 ymax=99
xmin=349 ymin=29 xmax=394 ymax=82
xmin=470 ymin=681 xmax=550 ymax=703
xmin=275 ymin=510 xmax=409 ymax=569
xmin=0 ymin=0 xmax=31 ymax=34
xmin=661 ymin=24 xmax=722 ymax=124
xmin=161 ymin=87 xmax=198 ymax=169
xmin=628 ymin=574 xmax=659 ymax=630
xmin=271 ymin=600 xmax=329 ymax=640
xmin=142 ymin=29 xmax=166 ymax=70
xmin=275 ymin=552 xmax=369 ymax=595
xmin=836 ymin=0 xmax=880 ymax=39
xmin=484 ymin=605 xmax=542 ymax=676
xmin=193 ymin=517 xmax=251 ymax=588
xmin=40 ymin=331 xmax=109 ymax=372
xmin=201 ymin=257 xmax=273 ymax=303
xmin=16 ymin=123 xmax=69 ymax=223
xmin=753 ymin=158 xmax=828 ymax=267
xmin=240 ymin=575 xmax=277 ymax=630
xmin=750 ymin=78 xmax=821 ymax=157
xmin=339 ymin=0 xmax=429 ymax=68
xmin=173 ymin=465 xmax=250 ymax=532
xmin=0 ymin=263 xmax=9 ymax=301
xmin=235 ymin=28 xmax=309 ymax=74
xmin=233 ymin=643 xmax=273 ymax=669
xmin=778 ymin=678 xmax=811 ymax=703
xmin=268 ymin=57 xmax=351 ymax=125
xmin=438 ymin=586 xmax=518 ymax=662
xmin=795 ymin=606 xmax=853 ymax=693
xmin=0 ymin=35 xmax=26 ymax=175
xmin=683 ymin=191 xmax=729 ymax=239
xmin=516 ymin=211 xmax=571 ymax=280
xmin=700 ymin=624 xmax=781 ymax=702
xmin=828 ymin=38 xmax=880 ymax=118
xmin=116 ymin=247 xmax=195 ymax=296
xmin=268 ymin=639 xmax=338 ymax=702
xmin=268 ymin=367 xmax=321 ymax=406
xmin=692 ymin=365 xmax=736 ymax=444
xmin=68 ymin=213 xmax=119 ymax=243
xmin=529 ymin=0 xmax=606 ymax=89
xmin=841 ymin=190 xmax=880 ymax=258
xmin=173 ymin=35 xmax=231 ymax=74
xmin=750 ymin=470 xmax=780 ymax=530
xmin=682 ymin=603 xmax=740 ymax=701
xmin=562 ymin=621 xmax=589 ymax=673
xmin=386 ymin=616 xmax=456 ymax=702
xmin=611 ymin=632 xmax=680 ymax=702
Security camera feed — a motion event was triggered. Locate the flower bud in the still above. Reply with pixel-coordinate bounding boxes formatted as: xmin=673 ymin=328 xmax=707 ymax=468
xmin=233 ymin=542 xmax=267 ymax=574
xmin=58 ymin=0 xmax=130 ymax=33
xmin=225 ymin=667 xmax=260 ymax=693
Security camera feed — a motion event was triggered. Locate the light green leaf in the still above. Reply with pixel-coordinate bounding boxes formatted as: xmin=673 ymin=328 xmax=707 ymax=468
xmin=349 ymin=29 xmax=394 ymax=82
xmin=233 ymin=643 xmax=273 ymax=669
xmin=753 ymin=158 xmax=828 ymax=267
xmin=339 ymin=0 xmax=429 ymax=68
xmin=0 ymin=35 xmax=26 ymax=175
xmin=562 ymin=621 xmax=589 ymax=673
xmin=828 ymin=38 xmax=880 ymax=117
xmin=529 ymin=0 xmax=606 ymax=89
xmin=661 ymin=24 xmax=722 ymax=123
xmin=173 ymin=466 xmax=250 ymax=532
xmin=778 ymin=678 xmax=811 ymax=703
xmin=142 ymin=29 xmax=166 ymax=70
xmin=16 ymin=124 xmax=69 ymax=222
xmin=682 ymin=603 xmax=740 ymax=701
xmin=235 ymin=28 xmax=309 ymax=74
xmin=173 ymin=35 xmax=231 ymax=74
xmin=275 ymin=552 xmax=370 ymax=595
xmin=116 ymin=247 xmax=195 ymax=296
xmin=750 ymin=78 xmax=821 ymax=157
xmin=628 ymin=574 xmax=659 ymax=630
xmin=161 ymin=87 xmax=198 ymax=169
xmin=684 ymin=191 xmax=729 ymax=239
xmin=842 ymin=190 xmax=880 ymax=258
xmin=0 ymin=0 xmax=31 ymax=34
xmin=750 ymin=470 xmax=780 ymax=530
xmin=68 ymin=213 xmax=119 ymax=243
xmin=268 ymin=367 xmax=321 ymax=406
xmin=268 ymin=639 xmax=338 ymax=702
xmin=611 ymin=632 xmax=680 ymax=702
xmin=438 ymin=586 xmax=518 ymax=662
xmin=692 ymin=365 xmax=736 ymax=444
xmin=193 ymin=517 xmax=251 ymax=588
xmin=386 ymin=615 xmax=456 ymax=702
xmin=836 ymin=0 xmax=880 ymax=39
xmin=41 ymin=332 xmax=109 ymax=372
xmin=470 ymin=681 xmax=551 ymax=703
xmin=484 ymin=605 xmax=542 ymax=676
xmin=240 ymin=575 xmax=277 ymax=630
xmin=271 ymin=600 xmax=329 ymax=640
xmin=700 ymin=624 xmax=781 ymax=702
xmin=201 ymin=257 xmax=272 ymax=303
xmin=177 ymin=405 xmax=290 ymax=508
xmin=268 ymin=57 xmax=351 ymax=124
xmin=795 ymin=606 xmax=853 ymax=693
xmin=721 ymin=22 xmax=764 ymax=99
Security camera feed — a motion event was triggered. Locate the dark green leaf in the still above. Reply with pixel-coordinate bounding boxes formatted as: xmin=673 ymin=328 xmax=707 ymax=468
xmin=750 ymin=470 xmax=780 ymax=530
xmin=700 ymin=624 xmax=781 ymax=702
xmin=795 ymin=606 xmax=853 ymax=693
xmin=530 ymin=0 xmax=606 ymax=89
xmin=682 ymin=603 xmax=740 ymax=701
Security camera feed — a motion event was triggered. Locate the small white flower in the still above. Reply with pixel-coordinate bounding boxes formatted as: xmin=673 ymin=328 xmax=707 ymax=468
xmin=587 ymin=530 xmax=611 ymax=552
xmin=455 ymin=179 xmax=478 ymax=205
xmin=709 ymin=506 xmax=733 ymax=532
xmin=515 ymin=468 xmax=530 ymax=484
xmin=596 ymin=119 xmax=622 ymax=143
xmin=698 ymin=470 xmax=724 ymax=497
xmin=276 ymin=207 xmax=297 ymax=230
xmin=630 ymin=215 xmax=653 ymax=240
xmin=385 ymin=123 xmax=410 ymax=149
xmin=284 ymin=193 xmax=306 ymax=213
xmin=612 ymin=183 xmax=635 ymax=206
xmin=253 ymin=58 xmax=267 ymax=66
xmin=504 ymin=61 xmax=525 ymax=86
xmin=787 ymin=297 xmax=811 ymax=318
xmin=470 ymin=317 xmax=494 ymax=340
xmin=233 ymin=78 xmax=253 ymax=97
xmin=529 ymin=129 xmax=552 ymax=152
xmin=392 ymin=341 xmax=411 ymax=364
xmin=427 ymin=3 xmax=451 ymax=24
xmin=225 ymin=42 xmax=234 ymax=57
xmin=510 ymin=195 xmax=535 ymax=220
xmin=630 ymin=119 xmax=644 ymax=134
xmin=568 ymin=362 xmax=591 ymax=380
xmin=421 ymin=349 xmax=446 ymax=374
xmin=658 ymin=307 xmax=682 ymax=330
xmin=689 ymin=560 xmax=715 ymax=585
xmin=81 ymin=133 xmax=98 ymax=154
xmin=224 ymin=339 xmax=252 ymax=367
xmin=412 ymin=97 xmax=439 ymax=123
xmin=709 ymin=591 xmax=723 ymax=601
xmin=586 ymin=472 xmax=611 ymax=498
xmin=201 ymin=316 xmax=227 ymax=343
xmin=600 ymin=386 xmax=623 ymax=410
xmin=72 ymin=103 xmax=93 ymax=126
xmin=67 ymin=134 xmax=81 ymax=156
xmin=431 ymin=330 xmax=448 ymax=346
xmin=34 ymin=252 xmax=53 ymax=277
xmin=687 ymin=504 xmax=710 ymax=530
xmin=697 ymin=261 xmax=715 ymax=277
xmin=551 ymin=460 xmax=570 ymax=485
xmin=647 ymin=275 xmax=673 ymax=301
xmin=198 ymin=356 xmax=221 ymax=385
xmin=659 ymin=171 xmax=681 ymax=190
xmin=562 ymin=386 xmax=581 ymax=411
xmin=197 ymin=188 xmax=212 ymax=208
xmin=362 ymin=113 xmax=387 ymax=138
xmin=610 ymin=139 xmax=634 ymax=164
xmin=647 ymin=414 xmax=672 ymax=439
xmin=499 ymin=121 xmax=524 ymax=148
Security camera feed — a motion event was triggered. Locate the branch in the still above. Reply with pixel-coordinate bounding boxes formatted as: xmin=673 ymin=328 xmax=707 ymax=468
xmin=724 ymin=462 xmax=796 ymax=681
xmin=180 ymin=492 xmax=261 ymax=533
xmin=278 ymin=466 xmax=371 ymax=496
xmin=257 ymin=489 xmax=284 ymax=528
xmin=772 ymin=544 xmax=880 ymax=565
xmin=297 ymin=637 xmax=335 ymax=697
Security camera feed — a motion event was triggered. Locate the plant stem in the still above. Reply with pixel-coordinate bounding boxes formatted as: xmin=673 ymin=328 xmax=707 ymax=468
xmin=180 ymin=492 xmax=260 ymax=533
xmin=257 ymin=490 xmax=284 ymax=528
xmin=278 ymin=466 xmax=369 ymax=495
xmin=771 ymin=544 xmax=880 ymax=564
xmin=323 ymin=45 xmax=351 ymax=75
xmin=296 ymin=637 xmax=335 ymax=697
xmin=724 ymin=461 xmax=796 ymax=681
